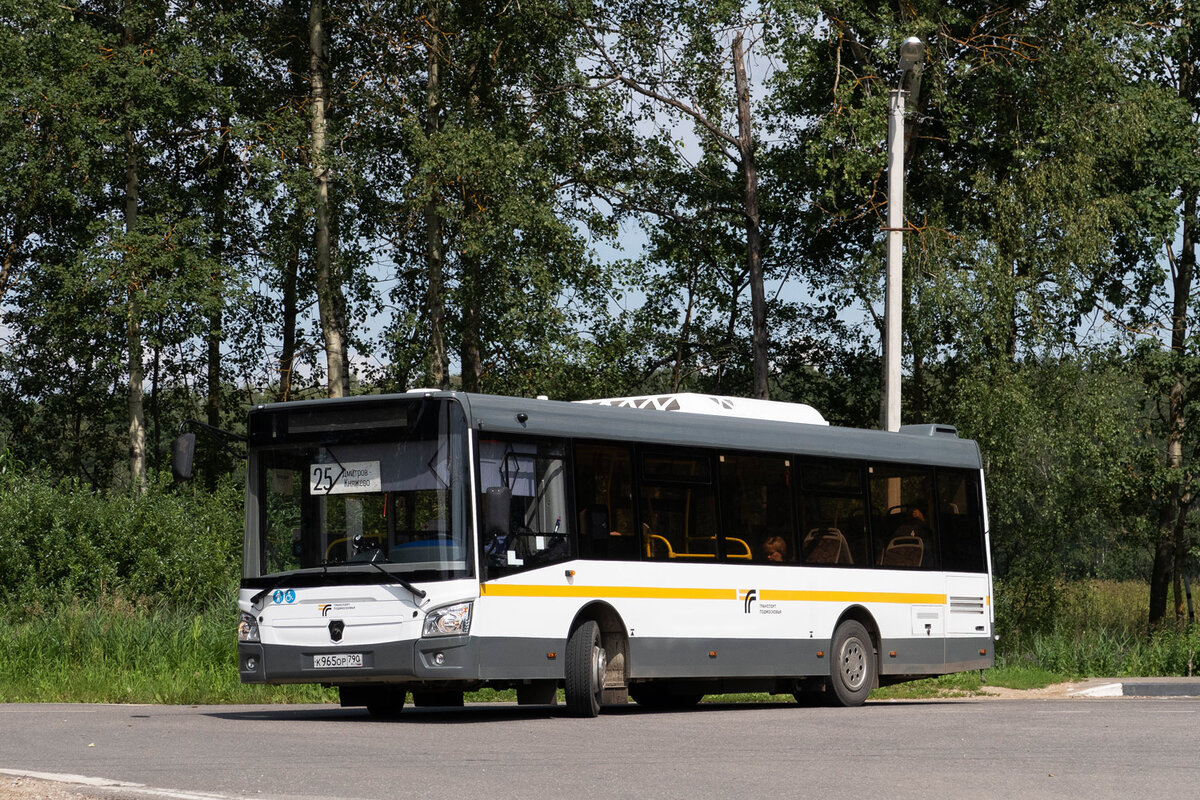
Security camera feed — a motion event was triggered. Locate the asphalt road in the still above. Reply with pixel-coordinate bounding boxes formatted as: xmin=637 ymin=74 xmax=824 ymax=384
xmin=1 ymin=697 xmax=1197 ymax=800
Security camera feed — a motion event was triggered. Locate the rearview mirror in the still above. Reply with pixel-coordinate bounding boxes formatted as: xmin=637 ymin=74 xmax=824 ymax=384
xmin=485 ymin=486 xmax=512 ymax=538
xmin=172 ymin=432 xmax=197 ymax=481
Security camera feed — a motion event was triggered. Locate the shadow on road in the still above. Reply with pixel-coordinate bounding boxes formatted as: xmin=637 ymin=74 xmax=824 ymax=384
xmin=203 ymin=696 xmax=958 ymax=725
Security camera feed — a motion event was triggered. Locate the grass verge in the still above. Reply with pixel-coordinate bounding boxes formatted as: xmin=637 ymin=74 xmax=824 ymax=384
xmin=0 ymin=599 xmax=334 ymax=704
xmin=4 ymin=582 xmax=1198 ymax=705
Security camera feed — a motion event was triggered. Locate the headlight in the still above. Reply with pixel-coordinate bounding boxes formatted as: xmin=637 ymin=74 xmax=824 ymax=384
xmin=423 ymin=602 xmax=472 ymax=637
xmin=238 ymin=612 xmax=260 ymax=643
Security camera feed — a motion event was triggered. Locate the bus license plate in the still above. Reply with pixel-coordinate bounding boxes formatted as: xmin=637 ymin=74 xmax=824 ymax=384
xmin=313 ymin=653 xmax=363 ymax=669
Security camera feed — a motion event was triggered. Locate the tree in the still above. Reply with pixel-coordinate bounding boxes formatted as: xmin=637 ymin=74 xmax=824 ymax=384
xmin=579 ymin=0 xmax=774 ymax=398
xmin=1130 ymin=2 xmax=1200 ymax=628
xmin=346 ymin=0 xmax=622 ymax=397
xmin=308 ymin=0 xmax=350 ymax=398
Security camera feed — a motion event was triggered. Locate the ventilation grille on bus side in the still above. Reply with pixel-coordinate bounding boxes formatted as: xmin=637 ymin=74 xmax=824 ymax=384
xmin=949 ymin=596 xmax=986 ymax=615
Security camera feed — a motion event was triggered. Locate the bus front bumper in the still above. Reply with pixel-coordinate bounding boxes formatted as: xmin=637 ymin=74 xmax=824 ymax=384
xmin=238 ymin=635 xmax=478 ymax=684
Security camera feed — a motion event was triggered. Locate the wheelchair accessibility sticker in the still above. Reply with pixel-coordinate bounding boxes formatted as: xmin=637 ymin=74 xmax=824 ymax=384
xmin=272 ymin=589 xmax=296 ymax=605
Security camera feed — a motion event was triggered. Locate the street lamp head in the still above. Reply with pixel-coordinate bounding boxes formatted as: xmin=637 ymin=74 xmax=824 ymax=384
xmin=898 ymin=36 xmax=924 ymax=76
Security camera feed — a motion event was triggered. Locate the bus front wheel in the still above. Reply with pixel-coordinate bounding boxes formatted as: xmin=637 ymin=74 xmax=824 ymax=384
xmin=565 ymin=620 xmax=605 ymax=717
xmin=829 ymin=619 xmax=875 ymax=707
xmin=365 ymin=687 xmax=407 ymax=718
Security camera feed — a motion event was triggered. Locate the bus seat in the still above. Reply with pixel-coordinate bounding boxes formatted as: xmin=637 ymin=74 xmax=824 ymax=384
xmin=803 ymin=527 xmax=852 ymax=565
xmin=881 ymin=535 xmax=924 ymax=568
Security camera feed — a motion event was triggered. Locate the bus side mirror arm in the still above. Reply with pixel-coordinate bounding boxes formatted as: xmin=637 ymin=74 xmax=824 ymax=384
xmin=172 ymin=419 xmax=248 ymax=482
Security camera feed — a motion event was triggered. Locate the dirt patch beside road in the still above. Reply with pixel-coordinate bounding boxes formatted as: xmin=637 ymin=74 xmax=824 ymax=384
xmin=976 ymin=681 xmax=1088 ymax=699
xmin=0 ymin=775 xmax=98 ymax=800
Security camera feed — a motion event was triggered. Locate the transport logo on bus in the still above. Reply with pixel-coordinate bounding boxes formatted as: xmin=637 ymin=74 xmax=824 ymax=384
xmin=740 ymin=589 xmax=757 ymax=614
xmin=317 ymin=602 xmax=356 ymax=616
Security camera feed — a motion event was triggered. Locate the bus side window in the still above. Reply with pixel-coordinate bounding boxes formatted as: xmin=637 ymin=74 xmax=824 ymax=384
xmin=937 ymin=470 xmax=986 ymax=572
xmin=868 ymin=464 xmax=939 ymax=570
xmin=798 ymin=461 xmax=869 ymax=567
xmin=719 ymin=454 xmax=793 ymax=562
xmin=640 ymin=452 xmax=717 ymax=560
xmin=478 ymin=437 xmax=574 ymax=575
xmin=573 ymin=443 xmax=639 ymax=561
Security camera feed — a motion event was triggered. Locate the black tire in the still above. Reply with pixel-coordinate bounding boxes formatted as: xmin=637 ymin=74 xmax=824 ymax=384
xmin=411 ymin=690 xmax=463 ymax=707
xmin=828 ymin=619 xmax=875 ymax=707
xmin=565 ymin=620 xmax=605 ymax=717
xmin=365 ymin=688 xmax=407 ymax=718
xmin=791 ymin=688 xmax=827 ymax=707
xmin=629 ymin=682 xmax=703 ymax=709
xmin=516 ymin=682 xmax=559 ymax=706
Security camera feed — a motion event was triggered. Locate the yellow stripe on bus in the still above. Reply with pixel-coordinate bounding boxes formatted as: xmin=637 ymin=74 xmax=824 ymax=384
xmin=760 ymin=590 xmax=946 ymax=605
xmin=481 ymin=584 xmax=947 ymax=605
xmin=481 ymin=584 xmax=734 ymax=600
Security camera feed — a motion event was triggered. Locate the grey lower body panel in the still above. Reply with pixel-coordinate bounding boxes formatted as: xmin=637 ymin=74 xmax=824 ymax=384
xmin=627 ymin=636 xmax=825 ymax=678
xmin=878 ymin=635 xmax=994 ymax=675
xmin=628 ymin=635 xmax=993 ymax=679
xmin=240 ymin=634 xmax=993 ymax=685
xmin=239 ymin=635 xmax=564 ymax=685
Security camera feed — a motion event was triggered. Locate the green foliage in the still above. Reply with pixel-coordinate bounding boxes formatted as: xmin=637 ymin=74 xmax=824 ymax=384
xmin=1011 ymin=627 xmax=1200 ymax=679
xmin=943 ymin=356 xmax=1161 ymax=640
xmin=4 ymin=0 xmax=1200 ymax=634
xmin=0 ymin=598 xmax=333 ymax=704
xmin=995 ymin=579 xmax=1200 ymax=677
xmin=0 ymin=457 xmax=243 ymax=613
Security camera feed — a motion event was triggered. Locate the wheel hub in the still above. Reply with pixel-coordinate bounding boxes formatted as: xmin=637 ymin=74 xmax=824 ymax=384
xmin=840 ymin=639 xmax=866 ymax=689
xmin=593 ymin=646 xmax=607 ymax=691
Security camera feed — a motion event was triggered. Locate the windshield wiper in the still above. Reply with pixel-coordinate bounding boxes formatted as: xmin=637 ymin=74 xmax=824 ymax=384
xmin=250 ymin=575 xmax=296 ymax=606
xmin=364 ymin=560 xmax=428 ymax=601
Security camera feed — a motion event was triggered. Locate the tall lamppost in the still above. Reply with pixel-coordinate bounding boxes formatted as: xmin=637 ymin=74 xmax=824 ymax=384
xmin=882 ymin=36 xmax=923 ymax=432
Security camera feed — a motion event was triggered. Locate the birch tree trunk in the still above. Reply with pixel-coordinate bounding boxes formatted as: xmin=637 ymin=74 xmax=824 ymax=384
xmin=123 ymin=24 xmax=146 ymax=492
xmin=309 ymin=0 xmax=349 ymax=398
xmin=733 ymin=33 xmax=769 ymax=400
xmin=1150 ymin=191 xmax=1195 ymax=626
xmin=207 ymin=115 xmax=231 ymax=437
xmin=279 ymin=209 xmax=302 ymax=402
xmin=424 ymin=31 xmax=449 ymax=388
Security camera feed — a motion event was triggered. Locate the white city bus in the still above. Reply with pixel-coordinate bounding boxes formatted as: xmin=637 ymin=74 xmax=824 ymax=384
xmin=236 ymin=391 xmax=993 ymax=716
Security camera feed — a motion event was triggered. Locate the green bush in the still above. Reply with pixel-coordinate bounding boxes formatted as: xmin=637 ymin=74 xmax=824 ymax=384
xmin=0 ymin=454 xmax=243 ymax=614
xmin=0 ymin=598 xmax=332 ymax=703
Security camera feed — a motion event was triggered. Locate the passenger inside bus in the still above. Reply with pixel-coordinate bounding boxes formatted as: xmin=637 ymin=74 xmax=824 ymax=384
xmin=763 ymin=536 xmax=788 ymax=562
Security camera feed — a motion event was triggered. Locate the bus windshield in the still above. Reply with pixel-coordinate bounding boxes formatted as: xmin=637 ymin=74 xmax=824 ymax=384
xmin=249 ymin=398 xmax=471 ymax=582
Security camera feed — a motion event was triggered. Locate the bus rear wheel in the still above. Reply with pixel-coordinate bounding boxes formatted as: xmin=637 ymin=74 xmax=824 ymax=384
xmin=565 ymin=620 xmax=605 ymax=717
xmin=829 ymin=619 xmax=875 ymax=707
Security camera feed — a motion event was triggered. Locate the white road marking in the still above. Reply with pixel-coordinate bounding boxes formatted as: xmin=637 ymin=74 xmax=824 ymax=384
xmin=0 ymin=769 xmax=235 ymax=800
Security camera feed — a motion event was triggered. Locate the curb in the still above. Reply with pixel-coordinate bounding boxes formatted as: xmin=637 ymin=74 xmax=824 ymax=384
xmin=1069 ymin=679 xmax=1200 ymax=698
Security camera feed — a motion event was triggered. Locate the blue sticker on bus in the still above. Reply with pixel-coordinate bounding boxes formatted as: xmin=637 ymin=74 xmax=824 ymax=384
xmin=272 ymin=590 xmax=283 ymax=605
xmin=284 ymin=589 xmax=296 ymax=604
